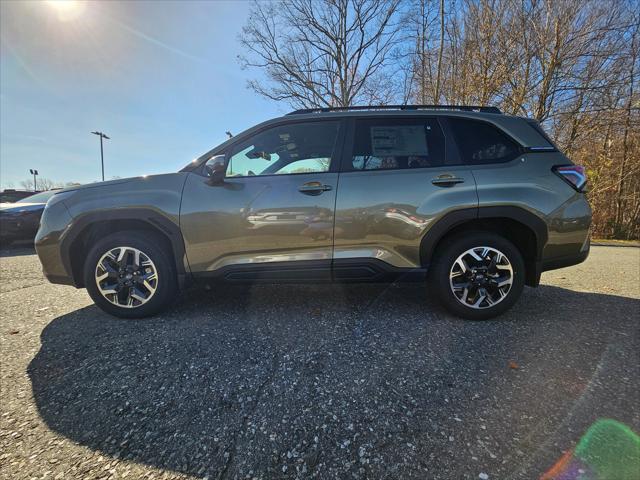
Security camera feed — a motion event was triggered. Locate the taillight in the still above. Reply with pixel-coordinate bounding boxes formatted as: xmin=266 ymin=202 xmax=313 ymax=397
xmin=553 ymin=165 xmax=587 ymax=191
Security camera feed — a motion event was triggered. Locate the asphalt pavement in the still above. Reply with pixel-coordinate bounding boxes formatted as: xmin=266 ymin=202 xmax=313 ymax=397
xmin=0 ymin=245 xmax=638 ymax=479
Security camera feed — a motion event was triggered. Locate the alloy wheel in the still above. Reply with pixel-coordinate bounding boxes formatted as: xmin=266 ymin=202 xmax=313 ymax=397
xmin=95 ymin=246 xmax=158 ymax=308
xmin=449 ymin=246 xmax=513 ymax=309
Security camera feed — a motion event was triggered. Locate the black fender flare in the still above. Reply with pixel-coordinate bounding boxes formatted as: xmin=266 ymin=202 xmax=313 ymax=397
xmin=420 ymin=206 xmax=548 ymax=266
xmin=60 ymin=209 xmax=188 ymax=287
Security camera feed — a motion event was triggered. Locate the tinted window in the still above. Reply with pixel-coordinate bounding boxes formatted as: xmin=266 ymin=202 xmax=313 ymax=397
xmin=449 ymin=118 xmax=520 ymax=164
xmin=350 ymin=118 xmax=445 ymax=171
xmin=226 ymin=121 xmax=339 ymax=177
xmin=526 ymin=119 xmax=556 ymax=148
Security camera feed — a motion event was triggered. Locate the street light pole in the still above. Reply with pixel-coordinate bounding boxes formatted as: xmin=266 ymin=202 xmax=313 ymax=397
xmin=91 ymin=131 xmax=110 ymax=181
xmin=29 ymin=169 xmax=39 ymax=191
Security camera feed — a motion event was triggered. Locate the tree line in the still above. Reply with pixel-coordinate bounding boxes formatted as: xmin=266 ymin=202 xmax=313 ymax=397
xmin=239 ymin=0 xmax=640 ymax=239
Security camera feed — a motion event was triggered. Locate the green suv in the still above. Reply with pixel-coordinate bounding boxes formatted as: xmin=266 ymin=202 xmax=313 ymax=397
xmin=35 ymin=105 xmax=591 ymax=320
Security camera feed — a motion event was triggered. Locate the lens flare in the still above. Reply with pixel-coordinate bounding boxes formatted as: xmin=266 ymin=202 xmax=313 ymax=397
xmin=542 ymin=419 xmax=640 ymax=480
xmin=46 ymin=0 xmax=86 ymax=22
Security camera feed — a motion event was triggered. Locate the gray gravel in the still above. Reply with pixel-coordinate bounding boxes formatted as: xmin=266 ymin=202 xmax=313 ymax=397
xmin=1 ymin=245 xmax=638 ymax=480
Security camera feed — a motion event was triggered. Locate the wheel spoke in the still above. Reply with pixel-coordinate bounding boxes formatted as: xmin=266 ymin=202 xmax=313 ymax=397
xmin=96 ymin=271 xmax=110 ymax=282
xmin=461 ymin=287 xmax=469 ymax=303
xmin=95 ymin=246 xmax=159 ymax=309
xmin=468 ymin=249 xmax=484 ymax=262
xmin=472 ymin=294 xmax=486 ymax=308
xmin=116 ymin=247 xmax=128 ymax=265
xmin=143 ymin=280 xmax=156 ymax=293
xmin=99 ymin=283 xmax=118 ymax=295
xmin=452 ymin=281 xmax=470 ymax=291
xmin=455 ymin=258 xmax=470 ymax=273
xmin=449 ymin=246 xmax=513 ymax=310
xmin=130 ymin=287 xmax=147 ymax=303
xmin=102 ymin=258 xmax=118 ymax=273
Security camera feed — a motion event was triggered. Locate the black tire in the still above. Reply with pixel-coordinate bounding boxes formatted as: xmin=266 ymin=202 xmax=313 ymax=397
xmin=84 ymin=231 xmax=177 ymax=319
xmin=429 ymin=231 xmax=525 ymax=320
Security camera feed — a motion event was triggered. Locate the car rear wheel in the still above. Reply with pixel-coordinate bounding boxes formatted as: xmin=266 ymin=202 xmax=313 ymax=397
xmin=429 ymin=232 xmax=525 ymax=320
xmin=84 ymin=231 xmax=177 ymax=318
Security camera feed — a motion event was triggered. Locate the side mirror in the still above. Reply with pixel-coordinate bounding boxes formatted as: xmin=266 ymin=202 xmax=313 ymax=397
xmin=205 ymin=155 xmax=227 ymax=184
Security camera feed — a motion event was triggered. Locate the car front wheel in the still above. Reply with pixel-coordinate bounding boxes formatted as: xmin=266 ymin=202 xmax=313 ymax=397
xmin=84 ymin=231 xmax=177 ymax=318
xmin=429 ymin=232 xmax=525 ymax=320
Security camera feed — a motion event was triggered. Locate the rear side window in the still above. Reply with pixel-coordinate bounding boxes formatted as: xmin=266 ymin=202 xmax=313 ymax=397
xmin=448 ymin=118 xmax=521 ymax=164
xmin=349 ymin=118 xmax=445 ymax=171
xmin=526 ymin=119 xmax=556 ymax=149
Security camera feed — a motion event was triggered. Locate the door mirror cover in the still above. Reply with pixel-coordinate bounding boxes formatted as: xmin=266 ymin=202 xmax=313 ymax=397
xmin=205 ymin=155 xmax=227 ymax=184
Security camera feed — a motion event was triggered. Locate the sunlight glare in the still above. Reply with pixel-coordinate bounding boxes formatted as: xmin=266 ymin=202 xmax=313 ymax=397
xmin=46 ymin=0 xmax=86 ymax=22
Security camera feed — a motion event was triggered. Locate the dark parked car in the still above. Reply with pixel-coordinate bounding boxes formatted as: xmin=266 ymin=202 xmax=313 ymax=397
xmin=35 ymin=105 xmax=591 ymax=320
xmin=1 ymin=190 xmax=56 ymax=246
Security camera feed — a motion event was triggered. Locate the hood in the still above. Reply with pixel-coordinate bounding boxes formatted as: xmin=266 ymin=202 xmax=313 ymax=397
xmin=58 ymin=173 xmax=185 ymax=195
xmin=59 ymin=177 xmax=137 ymax=193
xmin=0 ymin=202 xmax=45 ymax=212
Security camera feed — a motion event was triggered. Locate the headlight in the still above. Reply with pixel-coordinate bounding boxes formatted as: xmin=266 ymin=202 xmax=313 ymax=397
xmin=45 ymin=191 xmax=75 ymax=210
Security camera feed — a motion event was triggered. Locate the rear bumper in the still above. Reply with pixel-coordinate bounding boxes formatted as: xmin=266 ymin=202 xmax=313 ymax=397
xmin=529 ymin=236 xmax=590 ymax=286
xmin=541 ymin=248 xmax=590 ymax=272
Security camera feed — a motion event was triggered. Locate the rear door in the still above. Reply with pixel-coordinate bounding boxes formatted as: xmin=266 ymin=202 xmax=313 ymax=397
xmin=181 ymin=119 xmax=344 ymax=279
xmin=333 ymin=116 xmax=478 ymax=275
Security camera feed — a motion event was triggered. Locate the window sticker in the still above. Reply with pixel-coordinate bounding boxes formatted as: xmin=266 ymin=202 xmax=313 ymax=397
xmin=370 ymin=126 xmax=429 ymax=156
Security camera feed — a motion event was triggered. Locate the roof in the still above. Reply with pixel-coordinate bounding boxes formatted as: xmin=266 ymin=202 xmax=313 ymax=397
xmin=287 ymin=105 xmax=502 ymax=115
xmin=183 ymin=105 xmax=548 ymax=171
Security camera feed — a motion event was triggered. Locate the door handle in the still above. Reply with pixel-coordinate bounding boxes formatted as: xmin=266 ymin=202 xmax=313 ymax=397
xmin=431 ymin=175 xmax=465 ymax=187
xmin=298 ymin=182 xmax=332 ymax=196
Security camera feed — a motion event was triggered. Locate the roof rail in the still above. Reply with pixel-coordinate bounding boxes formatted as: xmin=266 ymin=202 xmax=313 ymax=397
xmin=287 ymin=104 xmax=502 ymax=115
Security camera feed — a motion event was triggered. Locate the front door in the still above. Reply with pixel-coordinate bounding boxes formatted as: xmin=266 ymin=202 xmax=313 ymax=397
xmin=180 ymin=120 xmax=343 ymax=280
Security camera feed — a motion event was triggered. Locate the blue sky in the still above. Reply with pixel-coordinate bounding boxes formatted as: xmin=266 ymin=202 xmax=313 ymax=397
xmin=0 ymin=0 xmax=283 ymax=188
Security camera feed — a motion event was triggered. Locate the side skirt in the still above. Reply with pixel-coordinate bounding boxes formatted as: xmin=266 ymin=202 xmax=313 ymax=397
xmin=192 ymin=259 xmax=427 ymax=284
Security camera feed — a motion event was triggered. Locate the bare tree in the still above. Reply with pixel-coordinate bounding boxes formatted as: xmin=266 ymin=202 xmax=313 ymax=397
xmin=19 ymin=178 xmax=61 ymax=191
xmin=614 ymin=15 xmax=639 ymax=233
xmin=239 ymin=0 xmax=403 ymax=108
xmin=434 ymin=0 xmax=445 ymax=103
xmin=237 ymin=0 xmax=639 ymax=238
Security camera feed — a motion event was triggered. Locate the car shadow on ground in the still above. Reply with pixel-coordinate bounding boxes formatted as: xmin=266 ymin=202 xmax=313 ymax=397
xmin=28 ymin=283 xmax=639 ymax=479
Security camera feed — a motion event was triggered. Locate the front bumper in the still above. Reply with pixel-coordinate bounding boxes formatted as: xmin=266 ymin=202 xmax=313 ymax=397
xmin=34 ymin=203 xmax=76 ymax=286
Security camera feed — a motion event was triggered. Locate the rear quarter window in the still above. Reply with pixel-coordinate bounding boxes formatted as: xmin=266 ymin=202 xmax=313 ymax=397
xmin=448 ymin=118 xmax=521 ymax=165
xmin=525 ymin=119 xmax=557 ymax=149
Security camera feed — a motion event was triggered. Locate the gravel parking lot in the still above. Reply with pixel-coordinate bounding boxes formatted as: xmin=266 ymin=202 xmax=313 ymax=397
xmin=1 ymin=245 xmax=638 ymax=480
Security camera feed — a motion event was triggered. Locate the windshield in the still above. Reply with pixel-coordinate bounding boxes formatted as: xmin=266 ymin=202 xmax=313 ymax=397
xmin=16 ymin=190 xmax=57 ymax=204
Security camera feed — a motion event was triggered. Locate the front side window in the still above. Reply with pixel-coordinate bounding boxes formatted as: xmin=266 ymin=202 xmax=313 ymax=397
xmin=226 ymin=121 xmax=339 ymax=177
xmin=350 ymin=118 xmax=445 ymax=171
xmin=448 ymin=118 xmax=520 ymax=164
